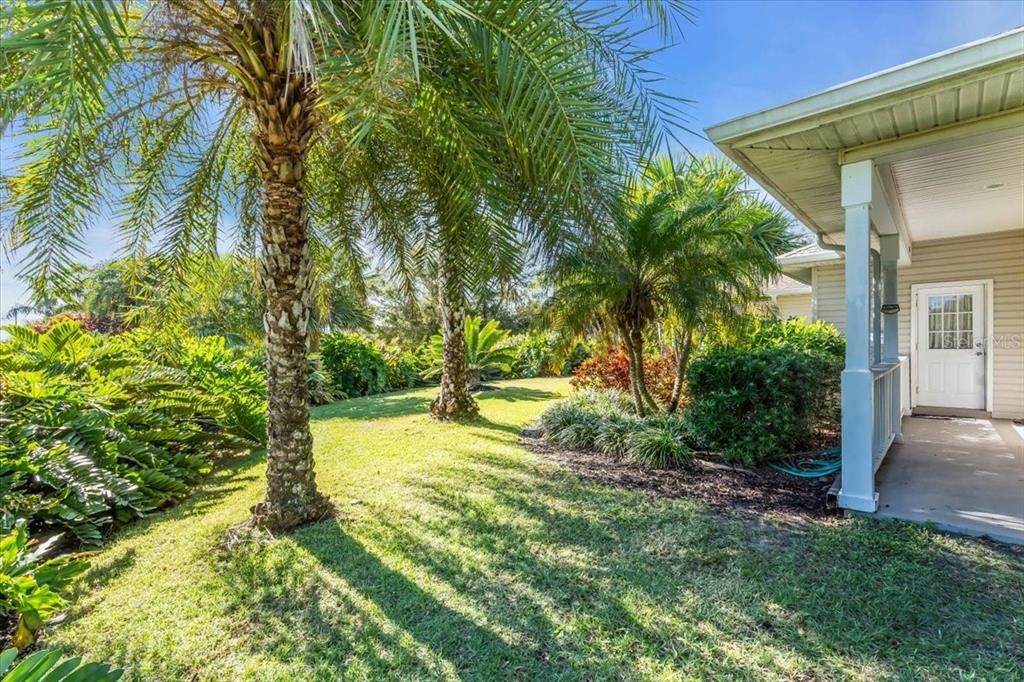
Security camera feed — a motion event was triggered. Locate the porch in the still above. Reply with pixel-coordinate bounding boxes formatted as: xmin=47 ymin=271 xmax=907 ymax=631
xmin=708 ymin=28 xmax=1024 ymax=535
xmin=875 ymin=416 xmax=1024 ymax=545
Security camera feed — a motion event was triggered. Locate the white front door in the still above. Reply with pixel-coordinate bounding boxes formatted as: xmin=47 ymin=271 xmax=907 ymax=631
xmin=916 ymin=284 xmax=986 ymax=409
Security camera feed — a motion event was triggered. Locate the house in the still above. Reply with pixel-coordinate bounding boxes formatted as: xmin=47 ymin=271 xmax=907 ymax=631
xmin=708 ymin=29 xmax=1024 ymax=543
xmin=763 ymin=273 xmax=813 ymax=321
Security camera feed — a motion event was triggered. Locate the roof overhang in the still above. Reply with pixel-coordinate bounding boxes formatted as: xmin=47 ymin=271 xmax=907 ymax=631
xmin=707 ymin=28 xmax=1024 ymax=252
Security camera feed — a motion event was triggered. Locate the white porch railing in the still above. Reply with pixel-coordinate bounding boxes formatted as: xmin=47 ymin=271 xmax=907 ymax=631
xmin=871 ymin=362 xmax=901 ymax=471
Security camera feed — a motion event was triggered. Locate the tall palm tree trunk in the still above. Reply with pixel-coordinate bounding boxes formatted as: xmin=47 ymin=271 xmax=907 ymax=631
xmin=247 ymin=64 xmax=331 ymax=531
xmin=622 ymin=324 xmax=658 ymax=416
xmin=667 ymin=329 xmax=693 ymax=414
xmin=430 ymin=249 xmax=478 ymax=420
xmin=630 ymin=326 xmax=660 ymax=414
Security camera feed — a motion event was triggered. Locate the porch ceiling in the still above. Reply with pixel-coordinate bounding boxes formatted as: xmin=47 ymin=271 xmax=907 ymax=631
xmin=706 ymin=28 xmax=1024 ymax=244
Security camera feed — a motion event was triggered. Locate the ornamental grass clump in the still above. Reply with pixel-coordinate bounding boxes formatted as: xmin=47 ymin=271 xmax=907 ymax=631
xmin=623 ymin=427 xmax=694 ymax=468
xmin=540 ymin=390 xmax=693 ymax=468
xmin=594 ymin=415 xmax=639 ymax=457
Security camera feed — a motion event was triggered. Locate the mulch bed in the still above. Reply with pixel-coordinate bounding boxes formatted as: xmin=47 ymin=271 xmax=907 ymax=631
xmin=520 ymin=427 xmax=840 ymax=522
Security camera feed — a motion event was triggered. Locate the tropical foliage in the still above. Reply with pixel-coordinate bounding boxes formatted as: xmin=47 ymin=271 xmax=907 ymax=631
xmin=1 ymin=0 xmax=685 ymax=529
xmin=423 ymin=317 xmax=517 ymax=390
xmin=0 ymin=521 xmax=90 ymax=648
xmin=546 ymin=155 xmax=798 ymax=416
xmin=570 ymin=345 xmax=678 ymax=404
xmin=0 ymin=647 xmax=122 ymax=682
xmin=319 ymin=332 xmax=390 ymax=398
xmin=0 ymin=321 xmax=262 ymax=545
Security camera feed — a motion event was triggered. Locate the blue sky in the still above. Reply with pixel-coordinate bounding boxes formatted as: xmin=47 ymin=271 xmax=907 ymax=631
xmin=1 ymin=0 xmax=1022 ymax=321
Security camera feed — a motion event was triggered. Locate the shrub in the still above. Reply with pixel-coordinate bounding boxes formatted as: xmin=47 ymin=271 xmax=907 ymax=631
xmin=508 ymin=332 xmax=593 ymax=378
xmin=593 ymin=415 xmax=639 ymax=456
xmin=509 ymin=332 xmax=555 ymax=378
xmin=307 ymin=354 xmax=336 ymax=405
xmin=685 ymin=346 xmax=837 ymax=465
xmin=0 ymin=521 xmax=90 ymax=648
xmin=550 ymin=418 xmax=600 ymax=450
xmin=743 ymin=317 xmax=844 ymax=361
xmin=382 ymin=346 xmax=421 ymax=390
xmin=623 ymin=426 xmax=693 ymax=467
xmin=540 ymin=390 xmax=691 ymax=467
xmin=320 ymin=332 xmax=389 ymax=397
xmin=540 ymin=400 xmax=592 ymax=438
xmin=570 ymin=345 xmax=676 ymax=404
xmin=0 ymin=321 xmax=259 ymax=544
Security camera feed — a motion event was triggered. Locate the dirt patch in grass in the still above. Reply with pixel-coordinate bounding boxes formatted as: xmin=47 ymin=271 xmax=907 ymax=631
xmin=520 ymin=427 xmax=840 ymax=522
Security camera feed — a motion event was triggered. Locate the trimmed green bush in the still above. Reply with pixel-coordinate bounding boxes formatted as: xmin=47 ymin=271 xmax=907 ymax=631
xmin=743 ymin=317 xmax=844 ymax=361
xmin=320 ymin=332 xmax=389 ymax=397
xmin=685 ymin=346 xmax=838 ymax=465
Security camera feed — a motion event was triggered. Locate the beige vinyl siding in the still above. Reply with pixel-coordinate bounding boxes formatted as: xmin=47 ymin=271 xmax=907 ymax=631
xmin=775 ymin=293 xmax=812 ymax=321
xmin=814 ymin=264 xmax=846 ymax=331
xmin=812 ymin=229 xmax=1024 ymax=418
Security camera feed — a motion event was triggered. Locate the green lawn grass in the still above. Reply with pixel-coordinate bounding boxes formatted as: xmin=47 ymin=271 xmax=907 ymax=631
xmin=51 ymin=378 xmax=1023 ymax=681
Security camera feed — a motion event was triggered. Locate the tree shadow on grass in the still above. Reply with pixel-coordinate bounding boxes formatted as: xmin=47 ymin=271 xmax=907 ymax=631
xmin=477 ymin=386 xmax=561 ymax=403
xmin=310 ymin=384 xmax=561 ymax=423
xmin=214 ymin=520 xmax=580 ymax=680
xmin=311 ymin=394 xmax=432 ymax=422
xmin=368 ymin=450 xmax=1024 ymax=679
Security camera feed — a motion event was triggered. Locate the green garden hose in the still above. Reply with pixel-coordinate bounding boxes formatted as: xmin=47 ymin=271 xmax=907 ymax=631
xmin=769 ymin=445 xmax=841 ymax=478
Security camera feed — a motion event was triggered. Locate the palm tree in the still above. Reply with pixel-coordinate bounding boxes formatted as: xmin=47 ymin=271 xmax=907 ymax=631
xmin=546 ymin=155 xmax=797 ymax=416
xmin=1 ymin=1 xmax=686 ymax=530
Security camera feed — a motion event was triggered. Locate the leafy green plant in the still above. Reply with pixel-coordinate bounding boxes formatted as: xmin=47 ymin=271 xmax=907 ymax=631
xmin=0 ymin=522 xmax=89 ymax=648
xmin=0 ymin=321 xmax=258 ymax=543
xmin=740 ymin=318 xmax=845 ymax=361
xmin=382 ymin=347 xmax=421 ymax=391
xmin=306 ymin=354 xmax=336 ymax=406
xmin=0 ymin=647 xmax=122 ymax=681
xmin=685 ymin=347 xmax=837 ymax=464
xmin=509 ymin=332 xmax=593 ymax=378
xmin=319 ymin=333 xmax=389 ymax=398
xmin=541 ymin=390 xmax=690 ymax=467
xmin=423 ymin=317 xmax=517 ymax=389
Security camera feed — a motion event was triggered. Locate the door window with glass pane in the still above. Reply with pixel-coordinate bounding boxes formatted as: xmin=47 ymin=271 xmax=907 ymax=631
xmin=927 ymin=294 xmax=973 ymax=350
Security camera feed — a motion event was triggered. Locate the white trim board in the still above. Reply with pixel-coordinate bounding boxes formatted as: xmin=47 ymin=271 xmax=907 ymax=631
xmin=909 ymin=279 xmax=995 ymax=413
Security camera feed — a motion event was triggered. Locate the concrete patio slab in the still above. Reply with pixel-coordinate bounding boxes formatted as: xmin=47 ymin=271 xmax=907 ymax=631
xmin=873 ymin=416 xmax=1024 ymax=545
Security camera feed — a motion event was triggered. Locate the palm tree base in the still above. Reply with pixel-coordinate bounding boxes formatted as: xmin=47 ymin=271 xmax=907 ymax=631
xmin=429 ymin=391 xmax=479 ymax=421
xmin=247 ymin=492 xmax=336 ymax=533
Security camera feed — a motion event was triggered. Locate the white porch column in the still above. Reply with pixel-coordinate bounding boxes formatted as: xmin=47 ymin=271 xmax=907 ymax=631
xmin=838 ymin=160 xmax=878 ymax=512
